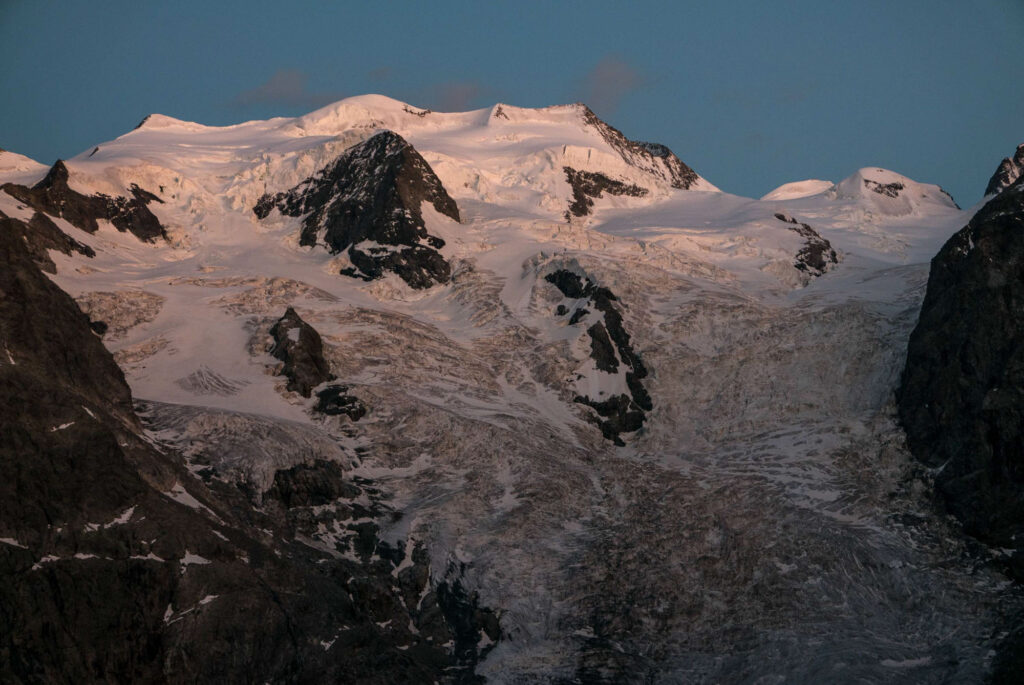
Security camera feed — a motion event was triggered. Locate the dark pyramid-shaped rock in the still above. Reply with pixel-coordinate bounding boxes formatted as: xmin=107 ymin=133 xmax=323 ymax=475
xmin=2 ymin=160 xmax=166 ymax=242
xmin=269 ymin=306 xmax=334 ymax=397
xmin=255 ymin=131 xmax=460 ymax=289
xmin=985 ymin=143 xmax=1024 ymax=197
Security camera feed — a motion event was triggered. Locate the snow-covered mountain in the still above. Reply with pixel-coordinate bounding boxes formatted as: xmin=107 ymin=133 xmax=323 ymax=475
xmin=1 ymin=96 xmax=1021 ymax=683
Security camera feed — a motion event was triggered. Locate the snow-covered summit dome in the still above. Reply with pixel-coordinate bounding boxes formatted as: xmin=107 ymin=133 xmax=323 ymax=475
xmin=835 ymin=167 xmax=958 ymax=215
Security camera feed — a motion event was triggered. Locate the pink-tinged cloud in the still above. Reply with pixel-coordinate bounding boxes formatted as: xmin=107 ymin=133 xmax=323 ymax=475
xmin=430 ymin=82 xmax=484 ymax=112
xmin=579 ymin=56 xmax=645 ymax=114
xmin=232 ymin=69 xmax=343 ymax=109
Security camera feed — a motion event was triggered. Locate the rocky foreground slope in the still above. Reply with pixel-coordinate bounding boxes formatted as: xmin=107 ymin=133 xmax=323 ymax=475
xmin=0 ymin=210 xmax=498 ymax=683
xmin=1 ymin=96 xmax=1022 ymax=683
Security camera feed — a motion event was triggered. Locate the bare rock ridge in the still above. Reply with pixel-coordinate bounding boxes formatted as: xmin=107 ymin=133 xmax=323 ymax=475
xmin=580 ymin=105 xmax=701 ymax=190
xmin=268 ymin=306 xmax=367 ymax=418
xmin=773 ymin=212 xmax=840 ymax=279
xmin=863 ymin=178 xmax=905 ymax=198
xmin=546 ymin=269 xmax=651 ymax=445
xmin=269 ymin=306 xmax=334 ymax=397
xmin=0 ymin=212 xmax=499 ymax=683
xmin=563 ymin=167 xmax=648 ymax=220
xmin=314 ymin=384 xmax=367 ymax=420
xmin=2 ymin=160 xmax=167 ymax=242
xmin=254 ymin=131 xmax=459 ymax=289
xmin=0 ymin=209 xmax=94 ymax=274
xmin=985 ymin=142 xmax=1024 ymax=197
xmin=898 ymin=174 xmax=1024 ymax=581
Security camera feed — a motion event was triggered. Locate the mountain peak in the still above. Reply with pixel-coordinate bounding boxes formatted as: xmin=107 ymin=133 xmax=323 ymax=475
xmin=984 ymin=142 xmax=1024 ymax=197
xmin=836 ymin=167 xmax=958 ymax=214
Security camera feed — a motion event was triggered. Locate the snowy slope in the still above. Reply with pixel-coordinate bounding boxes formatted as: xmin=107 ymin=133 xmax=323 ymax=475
xmin=1 ymin=95 xmax=1014 ymax=683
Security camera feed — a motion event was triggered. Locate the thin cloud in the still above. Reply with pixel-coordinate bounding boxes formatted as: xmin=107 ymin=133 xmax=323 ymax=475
xmin=231 ymin=69 xmax=343 ymax=110
xmin=431 ymin=82 xmax=484 ymax=112
xmin=579 ymin=56 xmax=645 ymax=113
xmin=405 ymin=81 xmax=487 ymax=112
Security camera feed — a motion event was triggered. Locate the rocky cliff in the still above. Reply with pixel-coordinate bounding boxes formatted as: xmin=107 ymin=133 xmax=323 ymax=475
xmin=898 ymin=175 xmax=1024 ymax=581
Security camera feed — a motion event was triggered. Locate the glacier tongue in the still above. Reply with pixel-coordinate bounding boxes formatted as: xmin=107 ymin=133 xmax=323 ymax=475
xmin=2 ymin=94 xmax=1017 ymax=683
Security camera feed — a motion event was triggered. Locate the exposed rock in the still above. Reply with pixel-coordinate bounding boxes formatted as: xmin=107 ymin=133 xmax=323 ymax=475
xmin=2 ymin=160 xmax=166 ymax=242
xmin=773 ymin=212 xmax=840 ymax=279
xmin=863 ymin=178 xmax=905 ymax=198
xmin=898 ymin=175 xmax=1024 ymax=580
xmin=563 ymin=166 xmax=648 ymax=219
xmin=265 ymin=459 xmax=359 ymax=508
xmin=314 ymin=384 xmax=367 ymax=420
xmin=587 ymin=321 xmax=618 ymax=373
xmin=546 ymin=268 xmax=651 ymax=445
xmin=269 ymin=306 xmax=334 ymax=397
xmin=0 ymin=201 xmax=500 ymax=683
xmin=568 ymin=307 xmax=589 ymax=325
xmin=985 ymin=143 xmax=1024 ymax=197
xmin=254 ymin=131 xmax=459 ymax=289
xmin=574 ymin=393 xmax=646 ymax=445
xmin=0 ymin=210 xmax=94 ymax=274
xmin=580 ymin=106 xmax=701 ymax=189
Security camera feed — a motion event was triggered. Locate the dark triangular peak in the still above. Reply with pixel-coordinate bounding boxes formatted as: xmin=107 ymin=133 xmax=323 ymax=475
xmin=269 ymin=306 xmax=335 ymax=398
xmin=985 ymin=142 xmax=1024 ymax=197
xmin=254 ymin=131 xmax=460 ymax=289
xmin=1 ymin=160 xmax=166 ymax=242
xmin=578 ymin=105 xmax=701 ymax=190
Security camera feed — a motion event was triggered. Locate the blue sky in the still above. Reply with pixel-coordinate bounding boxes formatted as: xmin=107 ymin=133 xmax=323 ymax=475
xmin=2 ymin=0 xmax=1021 ymax=204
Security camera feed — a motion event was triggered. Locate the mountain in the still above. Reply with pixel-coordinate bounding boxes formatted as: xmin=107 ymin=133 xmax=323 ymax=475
xmin=1 ymin=95 xmax=1021 ymax=683
xmin=984 ymin=142 xmax=1024 ymax=197
xmin=900 ymin=172 xmax=1024 ymax=572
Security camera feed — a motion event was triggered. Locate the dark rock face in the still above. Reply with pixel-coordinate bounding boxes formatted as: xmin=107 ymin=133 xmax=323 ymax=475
xmin=269 ymin=306 xmax=334 ymax=397
xmin=315 ymin=384 xmax=367 ymax=420
xmin=863 ymin=178 xmax=905 ymax=198
xmin=0 ymin=210 xmax=95 ymax=274
xmin=985 ymin=143 xmax=1024 ymax=197
xmin=265 ymin=459 xmax=360 ymax=508
xmin=547 ymin=269 xmax=651 ymax=445
xmin=0 ymin=206 xmax=499 ymax=683
xmin=898 ymin=176 xmax=1024 ymax=580
xmin=563 ymin=167 xmax=648 ymax=219
xmin=580 ymin=106 xmax=702 ymax=190
xmin=2 ymin=160 xmax=166 ymax=242
xmin=773 ymin=212 xmax=840 ymax=277
xmin=254 ymin=131 xmax=459 ymax=289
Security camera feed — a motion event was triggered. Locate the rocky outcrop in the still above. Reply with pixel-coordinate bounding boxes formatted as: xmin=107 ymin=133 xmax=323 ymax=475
xmin=2 ymin=160 xmax=166 ymax=242
xmin=580 ymin=106 xmax=702 ymax=189
xmin=269 ymin=306 xmax=334 ymax=397
xmin=0 ymin=207 xmax=499 ymax=683
xmin=863 ymin=178 xmax=904 ymax=198
xmin=773 ymin=212 xmax=840 ymax=280
xmin=898 ymin=175 xmax=1024 ymax=580
xmin=0 ymin=210 xmax=94 ymax=274
xmin=254 ymin=131 xmax=459 ymax=289
xmin=985 ymin=143 xmax=1024 ymax=197
xmin=315 ymin=384 xmax=367 ymax=420
xmin=546 ymin=269 xmax=651 ymax=445
xmin=563 ymin=167 xmax=648 ymax=219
